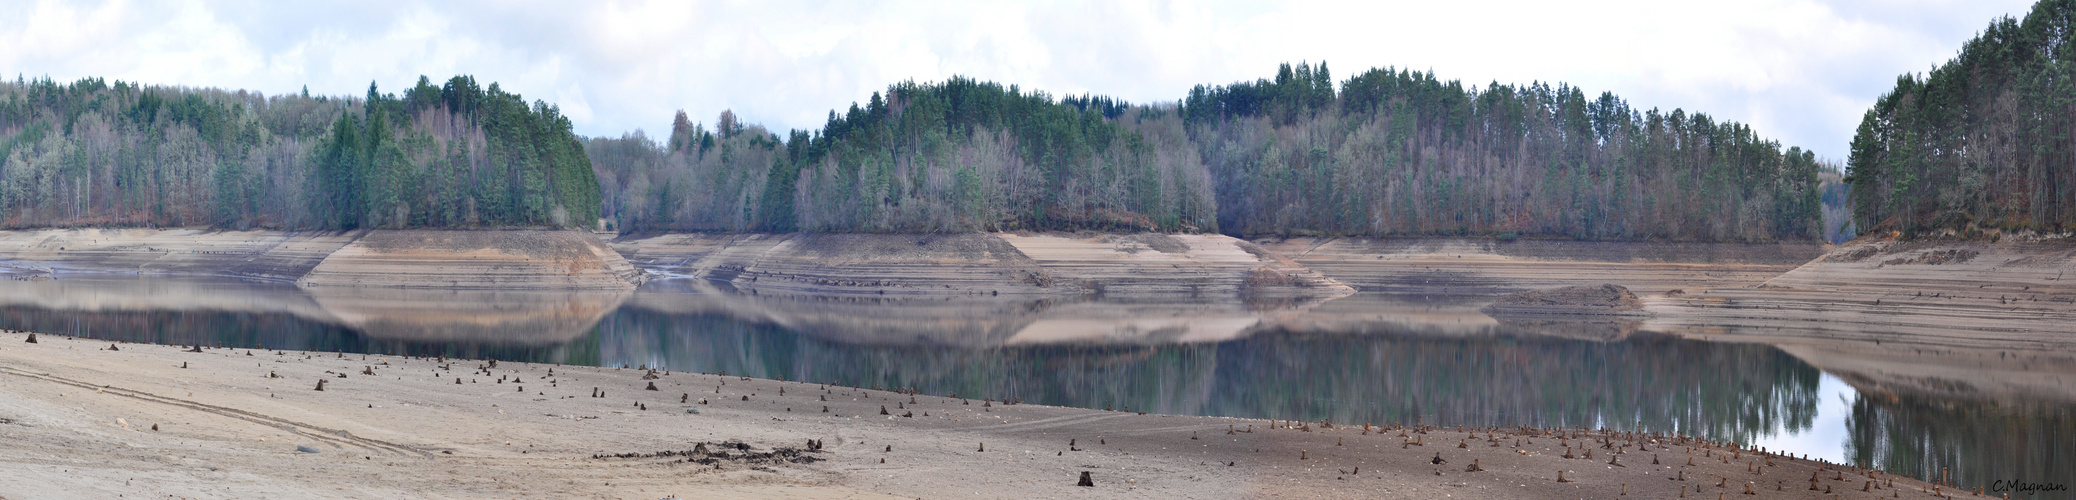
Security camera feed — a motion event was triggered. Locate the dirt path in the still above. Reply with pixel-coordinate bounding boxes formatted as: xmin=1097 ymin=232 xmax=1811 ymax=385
xmin=0 ymin=330 xmax=1955 ymax=499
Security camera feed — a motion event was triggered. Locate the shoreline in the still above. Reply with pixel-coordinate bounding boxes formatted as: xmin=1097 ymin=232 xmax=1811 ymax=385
xmin=0 ymin=330 xmax=1956 ymax=499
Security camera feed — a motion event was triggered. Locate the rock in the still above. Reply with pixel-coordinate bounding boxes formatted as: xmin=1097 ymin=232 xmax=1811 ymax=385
xmin=296 ymin=445 xmax=321 ymax=454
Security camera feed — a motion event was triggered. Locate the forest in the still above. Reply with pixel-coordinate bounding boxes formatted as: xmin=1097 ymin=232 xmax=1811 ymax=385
xmin=598 ymin=66 xmax=1828 ymax=242
xmin=0 ymin=75 xmax=599 ymax=229
xmin=589 ymin=77 xmax=1215 ymax=233
xmin=1847 ymin=0 xmax=2076 ymax=235
xmin=1 ymin=65 xmax=1827 ymax=241
xmin=1185 ymin=63 xmax=1825 ymax=241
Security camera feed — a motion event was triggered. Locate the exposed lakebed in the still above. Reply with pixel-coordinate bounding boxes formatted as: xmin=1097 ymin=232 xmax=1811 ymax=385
xmin=0 ymin=274 xmax=2065 ymax=494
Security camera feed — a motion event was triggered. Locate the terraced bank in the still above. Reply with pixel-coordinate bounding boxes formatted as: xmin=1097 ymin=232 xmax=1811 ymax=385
xmin=609 ymin=232 xmax=1353 ymax=300
xmin=0 ymin=228 xmax=642 ymax=290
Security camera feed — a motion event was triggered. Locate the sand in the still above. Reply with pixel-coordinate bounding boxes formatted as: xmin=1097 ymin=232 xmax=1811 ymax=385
xmin=0 ymin=330 xmax=1955 ymax=499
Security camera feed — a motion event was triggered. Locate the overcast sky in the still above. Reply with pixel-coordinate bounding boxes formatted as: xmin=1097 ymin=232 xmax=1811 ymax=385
xmin=0 ymin=0 xmax=2037 ymax=160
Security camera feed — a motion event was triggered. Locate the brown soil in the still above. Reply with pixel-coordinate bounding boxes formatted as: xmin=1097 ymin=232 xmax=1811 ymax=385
xmin=611 ymin=232 xmax=1063 ymax=296
xmin=299 ymin=230 xmax=640 ymax=290
xmin=0 ymin=228 xmax=358 ymax=282
xmin=0 ymin=330 xmax=1943 ymax=499
xmin=999 ymin=233 xmax=1352 ymax=300
xmin=1642 ymin=236 xmax=2076 ymax=403
xmin=0 ymin=229 xmax=642 ymax=290
xmin=1487 ymin=284 xmax=1644 ymax=312
xmin=1258 ymin=237 xmax=1823 ymax=295
xmin=611 ymin=232 xmax=1355 ymax=301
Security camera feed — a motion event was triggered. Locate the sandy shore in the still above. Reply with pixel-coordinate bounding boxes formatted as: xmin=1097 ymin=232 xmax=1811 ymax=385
xmin=0 ymin=330 xmax=1955 ymax=499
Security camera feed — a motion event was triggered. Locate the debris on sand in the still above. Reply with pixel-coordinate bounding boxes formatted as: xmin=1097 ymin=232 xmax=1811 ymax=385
xmin=592 ymin=440 xmax=820 ymax=466
xmin=1486 ymin=284 xmax=1643 ymax=314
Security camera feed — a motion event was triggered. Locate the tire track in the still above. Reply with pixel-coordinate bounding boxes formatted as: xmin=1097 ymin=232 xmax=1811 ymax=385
xmin=0 ymin=365 xmax=433 ymax=459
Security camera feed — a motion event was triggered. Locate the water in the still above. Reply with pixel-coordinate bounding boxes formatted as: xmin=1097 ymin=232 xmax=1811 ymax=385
xmin=2 ymin=275 xmax=2068 ymax=496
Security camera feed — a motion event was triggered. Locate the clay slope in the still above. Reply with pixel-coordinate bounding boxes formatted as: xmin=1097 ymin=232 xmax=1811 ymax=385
xmin=612 ymin=233 xmax=1060 ymax=296
xmin=1643 ymin=236 xmax=2076 ymax=403
xmin=297 ymin=230 xmax=641 ymax=290
xmin=1259 ymin=237 xmax=1824 ymax=294
xmin=0 ymin=228 xmax=356 ymax=282
xmin=995 ymin=233 xmax=1353 ymax=299
xmin=1646 ymin=236 xmax=2076 ymax=348
xmin=613 ymin=232 xmax=1355 ymax=301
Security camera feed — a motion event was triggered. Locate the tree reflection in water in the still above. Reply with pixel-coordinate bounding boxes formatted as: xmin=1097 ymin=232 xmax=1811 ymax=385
xmin=4 ymin=287 xmax=2065 ymax=497
xmin=594 ymin=309 xmax=1821 ymax=445
xmin=1846 ymin=393 xmax=2074 ymax=495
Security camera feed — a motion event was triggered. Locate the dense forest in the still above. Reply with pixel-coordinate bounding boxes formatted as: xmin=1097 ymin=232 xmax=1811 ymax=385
xmin=589 ymin=78 xmax=1215 ymax=233
xmin=1187 ymin=63 xmax=1826 ymax=241
xmin=1848 ymin=0 xmax=2076 ymax=235
xmin=2 ymin=65 xmax=1824 ymax=241
xmin=0 ymin=75 xmax=598 ymax=229
xmin=600 ymin=66 xmax=1826 ymax=241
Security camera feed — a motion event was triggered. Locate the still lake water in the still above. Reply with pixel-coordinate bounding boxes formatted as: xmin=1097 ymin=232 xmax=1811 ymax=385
xmin=2 ymin=275 xmax=2068 ymax=495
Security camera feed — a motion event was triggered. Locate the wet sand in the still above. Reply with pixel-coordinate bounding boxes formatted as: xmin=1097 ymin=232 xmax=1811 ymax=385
xmin=0 ymin=330 xmax=1956 ymax=499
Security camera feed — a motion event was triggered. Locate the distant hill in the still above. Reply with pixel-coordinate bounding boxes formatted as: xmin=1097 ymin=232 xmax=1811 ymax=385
xmin=0 ymin=75 xmax=599 ymax=229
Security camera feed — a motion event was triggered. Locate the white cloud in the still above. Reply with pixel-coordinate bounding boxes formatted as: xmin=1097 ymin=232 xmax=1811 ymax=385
xmin=0 ymin=0 xmax=2036 ymax=158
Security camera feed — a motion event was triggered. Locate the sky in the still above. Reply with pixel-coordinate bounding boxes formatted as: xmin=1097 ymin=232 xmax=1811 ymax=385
xmin=0 ymin=0 xmax=2039 ymax=160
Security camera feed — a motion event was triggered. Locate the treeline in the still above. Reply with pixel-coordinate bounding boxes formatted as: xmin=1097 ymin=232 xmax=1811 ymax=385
xmin=1186 ymin=63 xmax=1825 ymax=241
xmin=2 ymin=66 xmax=1823 ymax=241
xmin=604 ymin=66 xmax=1823 ymax=241
xmin=589 ymin=77 xmax=1215 ymax=233
xmin=0 ymin=75 xmax=598 ymax=229
xmin=1847 ymin=0 xmax=2076 ymax=235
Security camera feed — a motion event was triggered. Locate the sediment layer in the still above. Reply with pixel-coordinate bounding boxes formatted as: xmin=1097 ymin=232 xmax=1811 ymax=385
xmin=1259 ymin=237 xmax=1826 ymax=294
xmin=0 ymin=228 xmax=642 ymax=290
xmin=611 ymin=232 xmax=1059 ymax=295
xmin=1645 ymin=236 xmax=2076 ymax=348
xmin=997 ymin=233 xmax=1352 ymax=299
xmin=0 ymin=228 xmax=356 ymax=282
xmin=610 ymin=232 xmax=1356 ymax=300
xmin=1641 ymin=236 xmax=2076 ymax=403
xmin=297 ymin=230 xmax=641 ymax=290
